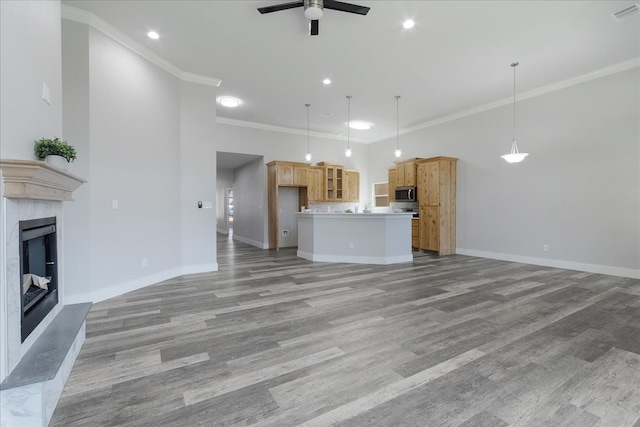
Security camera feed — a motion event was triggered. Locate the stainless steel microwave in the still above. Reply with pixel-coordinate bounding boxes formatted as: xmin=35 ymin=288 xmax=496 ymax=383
xmin=395 ymin=186 xmax=417 ymax=202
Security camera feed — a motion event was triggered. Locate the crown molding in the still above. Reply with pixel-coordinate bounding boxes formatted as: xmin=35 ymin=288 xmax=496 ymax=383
xmin=384 ymin=57 xmax=640 ymax=142
xmin=216 ymin=117 xmax=349 ymax=142
xmin=61 ymin=5 xmax=221 ymax=88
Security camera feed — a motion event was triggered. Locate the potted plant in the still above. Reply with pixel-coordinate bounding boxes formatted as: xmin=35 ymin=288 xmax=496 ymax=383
xmin=34 ymin=137 xmax=77 ymax=170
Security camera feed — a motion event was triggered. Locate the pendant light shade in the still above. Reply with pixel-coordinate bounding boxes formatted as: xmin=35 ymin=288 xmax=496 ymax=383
xmin=501 ymin=62 xmax=529 ymax=163
xmin=394 ymin=95 xmax=402 ymax=158
xmin=345 ymin=96 xmax=352 ymax=157
xmin=305 ymin=103 xmax=312 ymax=162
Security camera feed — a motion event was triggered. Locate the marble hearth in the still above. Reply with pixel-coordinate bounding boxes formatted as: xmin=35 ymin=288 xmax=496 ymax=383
xmin=0 ymin=159 xmax=86 ymax=426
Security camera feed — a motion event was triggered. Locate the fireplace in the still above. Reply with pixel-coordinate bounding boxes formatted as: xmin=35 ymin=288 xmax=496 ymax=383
xmin=19 ymin=216 xmax=58 ymax=342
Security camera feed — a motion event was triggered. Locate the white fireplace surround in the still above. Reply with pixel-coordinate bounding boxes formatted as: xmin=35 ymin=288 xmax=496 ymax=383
xmin=0 ymin=159 xmax=86 ymax=381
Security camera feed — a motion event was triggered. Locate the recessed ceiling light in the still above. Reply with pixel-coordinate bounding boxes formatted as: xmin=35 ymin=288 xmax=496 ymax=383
xmin=348 ymin=121 xmax=373 ymax=130
xmin=219 ymin=96 xmax=241 ymax=108
xmin=147 ymin=31 xmax=159 ymax=40
xmin=323 ymin=78 xmax=332 ymax=85
xmin=403 ymin=20 xmax=415 ymax=29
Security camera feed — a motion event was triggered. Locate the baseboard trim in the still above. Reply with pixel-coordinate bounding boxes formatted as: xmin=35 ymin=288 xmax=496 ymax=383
xmin=64 ymin=263 xmax=219 ymax=304
xmin=232 ymin=235 xmax=268 ymax=249
xmin=456 ymin=248 xmax=640 ymax=279
xmin=297 ymin=250 xmax=413 ymax=265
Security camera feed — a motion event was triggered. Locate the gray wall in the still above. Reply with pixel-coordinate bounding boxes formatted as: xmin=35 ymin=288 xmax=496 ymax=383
xmin=232 ymin=158 xmax=267 ymax=248
xmin=368 ymin=68 xmax=639 ymax=276
xmin=216 ymin=168 xmax=234 ymax=234
xmin=61 ymin=21 xmax=218 ymax=303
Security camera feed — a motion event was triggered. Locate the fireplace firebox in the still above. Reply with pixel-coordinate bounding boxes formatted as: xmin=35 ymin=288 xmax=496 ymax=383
xmin=19 ymin=216 xmax=58 ymax=342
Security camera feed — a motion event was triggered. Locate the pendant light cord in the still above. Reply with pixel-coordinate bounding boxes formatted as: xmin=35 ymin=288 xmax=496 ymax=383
xmin=395 ymin=95 xmax=400 ymax=150
xmin=512 ymin=63 xmax=517 ymax=141
xmin=306 ymin=103 xmax=310 ymax=153
xmin=346 ymin=96 xmax=351 ymax=150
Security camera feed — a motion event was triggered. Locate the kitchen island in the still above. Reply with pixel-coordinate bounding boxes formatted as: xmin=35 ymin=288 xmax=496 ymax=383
xmin=297 ymin=212 xmax=414 ymax=264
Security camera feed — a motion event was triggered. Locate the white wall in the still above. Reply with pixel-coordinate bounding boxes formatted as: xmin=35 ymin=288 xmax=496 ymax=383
xmin=216 ymin=168 xmax=234 ymax=233
xmin=232 ymin=158 xmax=267 ymax=248
xmin=0 ymin=0 xmax=63 ymax=159
xmin=179 ymin=81 xmax=218 ymax=272
xmin=61 ymin=19 xmax=91 ymax=305
xmin=369 ymin=68 xmax=640 ymax=277
xmin=62 ymin=21 xmax=219 ymax=303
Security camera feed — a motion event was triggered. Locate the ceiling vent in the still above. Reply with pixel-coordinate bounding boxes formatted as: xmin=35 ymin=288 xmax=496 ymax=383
xmin=611 ymin=3 xmax=640 ymax=21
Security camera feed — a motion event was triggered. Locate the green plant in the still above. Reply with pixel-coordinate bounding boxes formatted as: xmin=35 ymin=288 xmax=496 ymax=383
xmin=34 ymin=137 xmax=77 ymax=162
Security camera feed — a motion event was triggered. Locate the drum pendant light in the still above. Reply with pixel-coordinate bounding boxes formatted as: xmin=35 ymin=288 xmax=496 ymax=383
xmin=501 ymin=62 xmax=529 ymax=163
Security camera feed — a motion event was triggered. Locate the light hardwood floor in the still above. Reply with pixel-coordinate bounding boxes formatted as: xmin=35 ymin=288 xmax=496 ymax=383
xmin=50 ymin=234 xmax=640 ymax=426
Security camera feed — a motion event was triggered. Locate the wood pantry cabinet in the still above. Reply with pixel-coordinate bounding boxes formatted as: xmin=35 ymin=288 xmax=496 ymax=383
xmin=388 ymin=168 xmax=396 ymax=202
xmin=416 ymin=157 xmax=457 ymax=255
xmin=411 ymin=218 xmax=419 ymax=249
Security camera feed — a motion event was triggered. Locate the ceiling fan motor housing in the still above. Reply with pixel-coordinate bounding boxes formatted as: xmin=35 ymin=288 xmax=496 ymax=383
xmin=304 ymin=0 xmax=324 ymax=19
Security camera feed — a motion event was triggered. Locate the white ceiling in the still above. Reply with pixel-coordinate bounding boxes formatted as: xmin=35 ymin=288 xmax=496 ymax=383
xmin=62 ymin=1 xmax=639 ymax=143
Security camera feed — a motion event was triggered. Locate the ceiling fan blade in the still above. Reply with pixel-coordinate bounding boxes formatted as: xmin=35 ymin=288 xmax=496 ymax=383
xmin=323 ymin=0 xmax=370 ymax=15
xmin=257 ymin=1 xmax=304 ymax=14
xmin=310 ymin=19 xmax=319 ymax=36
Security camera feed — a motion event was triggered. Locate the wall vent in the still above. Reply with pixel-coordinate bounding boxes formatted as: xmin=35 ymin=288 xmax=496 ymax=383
xmin=611 ymin=3 xmax=640 ymax=21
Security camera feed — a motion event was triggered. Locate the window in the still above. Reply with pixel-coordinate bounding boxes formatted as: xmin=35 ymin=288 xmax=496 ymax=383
xmin=373 ymin=182 xmax=389 ymax=207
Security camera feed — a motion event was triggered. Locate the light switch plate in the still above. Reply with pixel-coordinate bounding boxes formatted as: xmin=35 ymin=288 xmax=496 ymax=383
xmin=42 ymin=82 xmax=51 ymax=105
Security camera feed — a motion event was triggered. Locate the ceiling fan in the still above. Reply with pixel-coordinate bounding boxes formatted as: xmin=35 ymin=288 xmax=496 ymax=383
xmin=258 ymin=0 xmax=370 ymax=36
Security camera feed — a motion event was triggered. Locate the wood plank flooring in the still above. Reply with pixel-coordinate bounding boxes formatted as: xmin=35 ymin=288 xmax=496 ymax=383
xmin=50 ymin=235 xmax=640 ymax=426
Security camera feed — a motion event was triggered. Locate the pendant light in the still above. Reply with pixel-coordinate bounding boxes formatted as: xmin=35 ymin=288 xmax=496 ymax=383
xmin=345 ymin=95 xmax=352 ymax=157
xmin=305 ymin=103 xmax=312 ymax=162
xmin=501 ymin=62 xmax=529 ymax=163
xmin=394 ymin=95 xmax=402 ymax=158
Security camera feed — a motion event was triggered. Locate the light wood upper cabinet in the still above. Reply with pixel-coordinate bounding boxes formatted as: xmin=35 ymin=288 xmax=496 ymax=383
xmin=276 ymin=164 xmax=294 ymax=186
xmin=395 ymin=163 xmax=406 ymax=187
xmin=293 ymin=165 xmax=309 ymax=186
xmin=395 ymin=160 xmax=419 ymax=187
xmin=344 ymin=170 xmax=360 ymax=203
xmin=404 ymin=161 xmax=417 ymax=187
xmin=388 ymin=168 xmax=396 ymax=202
xmin=308 ymin=167 xmax=324 ymax=203
xmin=319 ymin=162 xmax=344 ymax=201
xmin=416 ymin=157 xmax=457 ymax=255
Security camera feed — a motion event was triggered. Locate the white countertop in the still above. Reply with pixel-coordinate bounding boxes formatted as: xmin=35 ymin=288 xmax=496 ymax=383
xmin=296 ymin=212 xmax=414 ymax=218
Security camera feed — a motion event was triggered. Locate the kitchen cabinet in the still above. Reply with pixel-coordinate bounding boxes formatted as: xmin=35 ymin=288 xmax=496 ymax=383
xmin=411 ymin=218 xmax=419 ymax=249
xmin=395 ymin=163 xmax=406 ymax=187
xmin=388 ymin=168 xmax=396 ymax=202
xmin=294 ymin=165 xmax=309 ymax=186
xmin=267 ymin=161 xmax=312 ymax=249
xmin=307 ymin=167 xmax=324 ymax=203
xmin=394 ymin=159 xmax=420 ymax=188
xmin=344 ymin=170 xmax=360 ymax=203
xmin=319 ymin=162 xmax=344 ymax=201
xmin=274 ymin=162 xmax=309 ymax=186
xmin=416 ymin=157 xmax=457 ymax=255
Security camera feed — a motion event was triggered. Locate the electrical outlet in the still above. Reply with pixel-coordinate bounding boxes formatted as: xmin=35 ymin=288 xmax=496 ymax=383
xmin=142 ymin=258 xmax=148 ymax=267
xmin=283 ymin=230 xmax=289 ymax=237
xmin=543 ymin=244 xmax=549 ymax=252
xmin=112 ymin=199 xmax=119 ymax=209
xmin=349 ymin=242 xmax=354 ymax=249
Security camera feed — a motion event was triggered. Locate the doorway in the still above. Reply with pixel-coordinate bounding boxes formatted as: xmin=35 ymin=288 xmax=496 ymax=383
xmin=227 ymin=189 xmax=234 ymax=236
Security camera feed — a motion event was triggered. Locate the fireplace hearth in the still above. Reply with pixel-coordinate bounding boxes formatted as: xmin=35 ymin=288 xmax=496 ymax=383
xmin=20 ymin=216 xmax=58 ymax=342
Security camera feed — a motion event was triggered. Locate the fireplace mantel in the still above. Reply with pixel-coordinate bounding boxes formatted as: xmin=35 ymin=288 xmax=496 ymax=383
xmin=0 ymin=159 xmax=86 ymax=201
